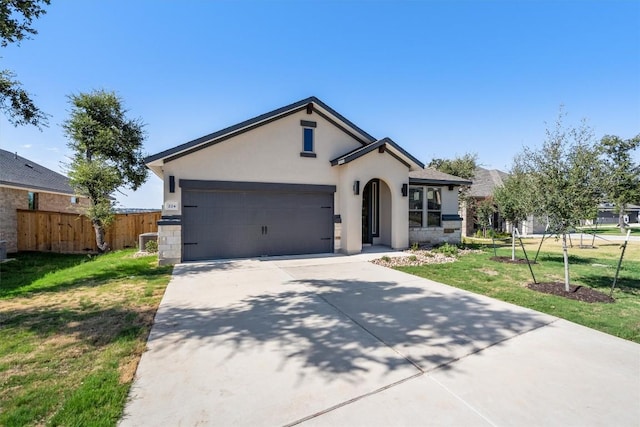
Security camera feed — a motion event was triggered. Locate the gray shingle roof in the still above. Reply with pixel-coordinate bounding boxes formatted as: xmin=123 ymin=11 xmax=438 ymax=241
xmin=409 ymin=167 xmax=472 ymax=186
xmin=0 ymin=148 xmax=75 ymax=194
xmin=468 ymin=167 xmax=509 ymax=198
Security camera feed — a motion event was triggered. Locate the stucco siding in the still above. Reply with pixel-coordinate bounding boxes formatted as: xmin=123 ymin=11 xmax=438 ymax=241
xmin=441 ymin=186 xmax=459 ymax=214
xmin=161 ymin=110 xmax=363 ymax=216
xmin=336 ymin=151 xmax=409 ymax=254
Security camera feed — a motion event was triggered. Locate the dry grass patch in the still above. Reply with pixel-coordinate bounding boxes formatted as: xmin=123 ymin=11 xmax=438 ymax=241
xmin=0 ymin=250 xmax=172 ymax=426
xmin=478 ymin=267 xmax=499 ymax=276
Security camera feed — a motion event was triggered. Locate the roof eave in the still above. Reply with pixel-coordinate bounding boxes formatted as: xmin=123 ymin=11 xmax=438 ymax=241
xmin=331 ymin=138 xmax=424 ymax=170
xmin=0 ymin=181 xmax=75 ymax=196
xmin=409 ymin=177 xmax=472 ymax=186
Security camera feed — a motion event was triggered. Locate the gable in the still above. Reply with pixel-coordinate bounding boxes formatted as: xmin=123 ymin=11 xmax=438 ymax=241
xmin=160 ymin=108 xmax=366 ymax=186
xmin=145 ymin=96 xmax=377 ymax=176
xmin=331 ymin=137 xmax=424 ymax=171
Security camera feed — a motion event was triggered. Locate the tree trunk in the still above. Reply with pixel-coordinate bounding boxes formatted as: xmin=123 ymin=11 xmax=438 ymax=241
xmin=562 ymin=233 xmax=570 ymax=292
xmin=92 ymin=219 xmax=110 ymax=253
xmin=511 ymin=228 xmax=516 ymax=261
xmin=619 ymin=210 xmax=627 ymax=234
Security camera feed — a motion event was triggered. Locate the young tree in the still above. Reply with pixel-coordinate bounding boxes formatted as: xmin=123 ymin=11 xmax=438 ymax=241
xmin=494 ymin=167 xmax=532 ymax=260
xmin=64 ymin=90 xmax=148 ymax=252
xmin=0 ymin=0 xmax=50 ymax=128
xmin=600 ymin=134 xmax=640 ymax=233
xmin=475 ymin=196 xmax=496 ymax=238
xmin=515 ymin=111 xmax=603 ymax=291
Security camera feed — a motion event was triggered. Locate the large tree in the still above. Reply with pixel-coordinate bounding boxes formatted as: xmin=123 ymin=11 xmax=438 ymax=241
xmin=428 ymin=152 xmax=478 ymax=207
xmin=0 ymin=0 xmax=50 ymax=128
xmin=63 ymin=90 xmax=148 ymax=252
xmin=600 ymin=134 xmax=640 ymax=233
xmin=515 ymin=111 xmax=603 ymax=290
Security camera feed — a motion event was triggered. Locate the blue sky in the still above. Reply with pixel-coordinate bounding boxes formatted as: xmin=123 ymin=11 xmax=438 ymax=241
xmin=1 ymin=0 xmax=638 ymax=208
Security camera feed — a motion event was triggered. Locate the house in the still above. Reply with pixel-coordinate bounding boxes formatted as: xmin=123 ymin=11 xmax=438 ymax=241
xmin=145 ymin=97 xmax=470 ymax=265
xmin=0 ymin=149 xmax=88 ymax=253
xmin=462 ymin=167 xmax=509 ymax=237
xmin=462 ymin=166 xmax=548 ymax=236
xmin=593 ymin=203 xmax=640 ymax=225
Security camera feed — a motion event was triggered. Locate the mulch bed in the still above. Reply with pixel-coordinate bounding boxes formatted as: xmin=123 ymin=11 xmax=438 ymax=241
xmin=490 ymin=256 xmax=537 ymax=265
xmin=527 ymin=282 xmax=615 ymax=303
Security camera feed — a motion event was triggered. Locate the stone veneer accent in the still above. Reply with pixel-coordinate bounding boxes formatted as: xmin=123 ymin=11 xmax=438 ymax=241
xmin=158 ymin=224 xmax=182 ymax=265
xmin=409 ymin=219 xmax=462 ymax=246
xmin=0 ymin=187 xmax=87 ymax=253
xmin=334 ymin=222 xmax=341 ymax=252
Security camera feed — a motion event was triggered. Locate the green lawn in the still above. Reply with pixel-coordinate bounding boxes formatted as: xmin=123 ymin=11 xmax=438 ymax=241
xmin=398 ymin=240 xmax=640 ymax=343
xmin=0 ymin=250 xmax=172 ymax=426
xmin=577 ymin=224 xmax=640 ymax=236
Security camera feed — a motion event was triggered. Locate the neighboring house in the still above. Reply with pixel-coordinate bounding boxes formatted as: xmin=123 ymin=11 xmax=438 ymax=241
xmin=461 ymin=167 xmax=509 ymax=237
xmin=145 ymin=96 xmax=470 ymax=265
xmin=592 ymin=203 xmax=640 ymax=225
xmin=462 ymin=166 xmax=548 ymax=236
xmin=0 ymin=149 xmax=88 ymax=253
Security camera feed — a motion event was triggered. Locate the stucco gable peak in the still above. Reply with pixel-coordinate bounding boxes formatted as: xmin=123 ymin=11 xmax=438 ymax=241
xmin=330 ymin=137 xmax=424 ymax=171
xmin=145 ymin=96 xmax=377 ymax=165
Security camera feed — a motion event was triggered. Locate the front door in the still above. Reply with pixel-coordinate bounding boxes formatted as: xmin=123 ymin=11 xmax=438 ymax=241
xmin=362 ymin=180 xmax=379 ymax=244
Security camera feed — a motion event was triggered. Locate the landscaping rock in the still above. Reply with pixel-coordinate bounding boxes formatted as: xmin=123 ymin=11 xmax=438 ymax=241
xmin=371 ymin=248 xmax=482 ymax=268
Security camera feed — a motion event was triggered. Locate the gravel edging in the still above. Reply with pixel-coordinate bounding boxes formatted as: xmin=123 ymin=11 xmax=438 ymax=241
xmin=371 ymin=248 xmax=482 ymax=268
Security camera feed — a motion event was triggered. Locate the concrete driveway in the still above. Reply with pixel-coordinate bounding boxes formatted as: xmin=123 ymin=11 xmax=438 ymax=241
xmin=120 ymin=252 xmax=640 ymax=426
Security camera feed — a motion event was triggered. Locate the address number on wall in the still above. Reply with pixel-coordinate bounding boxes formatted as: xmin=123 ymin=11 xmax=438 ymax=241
xmin=164 ymin=201 xmax=179 ymax=211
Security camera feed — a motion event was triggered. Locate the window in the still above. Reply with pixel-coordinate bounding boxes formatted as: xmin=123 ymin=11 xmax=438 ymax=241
xmin=28 ymin=192 xmax=38 ymax=210
xmin=300 ymin=120 xmax=316 ymax=157
xmin=409 ymin=186 xmax=423 ymax=227
xmin=427 ymin=188 xmax=442 ymax=227
xmin=71 ymin=196 xmax=78 ymax=204
xmin=408 ymin=186 xmax=442 ymax=227
xmin=303 ymin=127 xmax=314 ymax=152
xmin=371 ymin=181 xmax=378 ymax=235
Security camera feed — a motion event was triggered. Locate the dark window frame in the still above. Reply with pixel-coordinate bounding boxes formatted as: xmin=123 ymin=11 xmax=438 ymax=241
xmin=302 ymin=127 xmax=314 ymax=153
xmin=409 ymin=186 xmax=442 ymax=228
xmin=409 ymin=186 xmax=424 ymax=228
xmin=300 ymin=119 xmax=316 ymax=157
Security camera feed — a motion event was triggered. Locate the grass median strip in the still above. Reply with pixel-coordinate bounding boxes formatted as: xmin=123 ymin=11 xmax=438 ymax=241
xmin=395 ymin=239 xmax=640 ymax=343
xmin=0 ymin=250 xmax=172 ymax=426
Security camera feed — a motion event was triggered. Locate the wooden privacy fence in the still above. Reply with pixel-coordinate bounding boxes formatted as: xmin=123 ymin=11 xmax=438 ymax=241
xmin=17 ymin=210 xmax=161 ymax=253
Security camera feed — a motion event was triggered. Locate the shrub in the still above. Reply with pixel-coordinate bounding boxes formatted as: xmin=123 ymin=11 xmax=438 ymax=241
xmin=145 ymin=240 xmax=158 ymax=253
xmin=435 ymin=243 xmax=459 ymax=257
xmin=381 ymin=255 xmax=391 ymax=262
xmin=410 ymin=242 xmax=420 ymax=251
xmin=408 ymin=255 xmax=418 ymax=262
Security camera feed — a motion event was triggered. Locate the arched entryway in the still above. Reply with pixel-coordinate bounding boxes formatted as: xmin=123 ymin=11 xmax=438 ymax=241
xmin=362 ymin=179 xmax=392 ymax=246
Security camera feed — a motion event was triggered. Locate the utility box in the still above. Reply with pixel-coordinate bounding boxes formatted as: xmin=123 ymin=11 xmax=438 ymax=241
xmin=138 ymin=232 xmax=158 ymax=251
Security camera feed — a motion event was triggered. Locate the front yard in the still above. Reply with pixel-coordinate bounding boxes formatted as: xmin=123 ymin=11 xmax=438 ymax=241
xmin=0 ymin=250 xmax=172 ymax=426
xmin=396 ymin=238 xmax=640 ymax=343
xmin=1 ymin=239 xmax=638 ymax=425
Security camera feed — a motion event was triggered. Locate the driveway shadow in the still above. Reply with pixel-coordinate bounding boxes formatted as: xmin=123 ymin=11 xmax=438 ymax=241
xmin=146 ymin=272 xmax=553 ymax=379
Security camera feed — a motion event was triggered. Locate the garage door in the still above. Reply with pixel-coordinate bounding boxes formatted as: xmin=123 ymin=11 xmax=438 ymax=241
xmin=181 ymin=181 xmax=335 ymax=261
